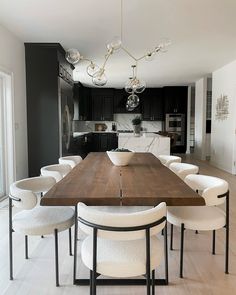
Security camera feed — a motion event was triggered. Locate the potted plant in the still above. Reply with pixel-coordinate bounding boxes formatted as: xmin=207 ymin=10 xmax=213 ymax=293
xmin=132 ymin=116 xmax=142 ymax=136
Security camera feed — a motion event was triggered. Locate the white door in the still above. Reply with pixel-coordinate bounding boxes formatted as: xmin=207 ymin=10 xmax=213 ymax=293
xmin=0 ymin=77 xmax=5 ymax=199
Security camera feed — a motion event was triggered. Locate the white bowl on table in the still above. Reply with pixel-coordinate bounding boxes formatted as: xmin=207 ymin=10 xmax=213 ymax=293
xmin=106 ymin=151 xmax=134 ymax=166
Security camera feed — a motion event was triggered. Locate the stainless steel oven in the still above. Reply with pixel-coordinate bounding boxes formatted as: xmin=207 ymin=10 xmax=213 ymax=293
xmin=165 ymin=113 xmax=185 ymax=146
xmin=165 ymin=113 xmax=185 ymax=132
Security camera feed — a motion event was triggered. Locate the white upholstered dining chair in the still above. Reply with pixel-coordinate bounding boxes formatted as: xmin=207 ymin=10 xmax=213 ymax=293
xmin=157 ymin=155 xmax=181 ymax=167
xmin=167 ymin=174 xmax=229 ymax=278
xmin=78 ymin=202 xmax=167 ymax=295
xmin=169 ymin=162 xmax=199 ymax=180
xmin=9 ymin=176 xmax=75 ymax=286
xmin=59 ymin=155 xmax=83 ymax=168
xmin=40 ymin=163 xmax=71 ymax=182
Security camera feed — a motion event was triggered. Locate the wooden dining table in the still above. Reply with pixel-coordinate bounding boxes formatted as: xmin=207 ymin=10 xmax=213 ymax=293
xmin=41 ymin=152 xmax=205 ymax=286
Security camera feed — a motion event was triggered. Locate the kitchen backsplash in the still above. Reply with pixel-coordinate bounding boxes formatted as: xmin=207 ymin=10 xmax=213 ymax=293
xmin=73 ymin=114 xmax=163 ymax=132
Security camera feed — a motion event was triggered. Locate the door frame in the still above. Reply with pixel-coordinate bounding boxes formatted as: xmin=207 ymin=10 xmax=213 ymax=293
xmin=0 ymin=67 xmax=16 ymax=200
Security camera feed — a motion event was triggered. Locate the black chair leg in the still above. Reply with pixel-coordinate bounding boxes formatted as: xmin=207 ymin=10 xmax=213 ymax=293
xmin=225 ymin=223 xmax=229 ymax=274
xmin=195 ymin=230 xmax=198 ymax=234
xmin=225 ymin=193 xmax=229 ymax=274
xmin=41 ymin=235 xmax=44 ymax=238
xmin=73 ymin=206 xmax=78 ymax=284
xmin=151 ymin=269 xmax=155 ymax=295
xmin=170 ymin=224 xmax=173 ymax=250
xmin=69 ymin=228 xmax=72 ymax=256
xmin=212 ymin=230 xmax=216 ymax=255
xmin=9 ymin=197 xmax=13 ymax=280
xmin=25 ymin=235 xmax=29 ymax=259
xmin=180 ymin=223 xmax=185 ymax=278
xmin=90 ymin=270 xmax=93 ymax=295
xmin=54 ymin=229 xmax=59 ymax=287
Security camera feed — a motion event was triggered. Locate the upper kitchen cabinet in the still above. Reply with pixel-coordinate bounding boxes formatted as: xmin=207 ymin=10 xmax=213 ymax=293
xmin=74 ymin=84 xmax=92 ymax=121
xmin=25 ymin=43 xmax=74 ymax=177
xmin=91 ymin=88 xmax=114 ymax=121
xmin=163 ymin=86 xmax=188 ymax=114
xmin=142 ymin=88 xmax=164 ymax=121
xmin=113 ymin=89 xmax=141 ymax=113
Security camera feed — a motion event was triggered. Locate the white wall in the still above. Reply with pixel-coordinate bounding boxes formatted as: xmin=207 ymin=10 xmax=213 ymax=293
xmin=194 ymin=77 xmax=207 ymax=160
xmin=0 ymin=25 xmax=27 ymax=180
xmin=211 ymin=60 xmax=236 ymax=174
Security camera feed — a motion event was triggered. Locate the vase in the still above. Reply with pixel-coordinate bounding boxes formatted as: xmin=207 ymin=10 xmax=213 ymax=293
xmin=133 ymin=124 xmax=141 ymax=136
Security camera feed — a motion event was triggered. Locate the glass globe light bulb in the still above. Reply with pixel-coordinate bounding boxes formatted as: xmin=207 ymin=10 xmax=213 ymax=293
xmin=125 ymin=78 xmax=134 ymax=94
xmin=92 ymin=69 xmax=107 ymax=86
xmin=134 ymin=79 xmax=146 ymax=93
xmin=65 ymin=48 xmax=81 ymax=65
xmin=107 ymin=36 xmax=122 ymax=51
xmin=126 ymin=102 xmax=135 ymax=111
xmin=127 ymin=93 xmax=140 ymax=108
xmin=158 ymin=38 xmax=172 ymax=52
xmin=145 ymin=51 xmax=155 ymax=61
xmin=86 ymin=62 xmax=99 ymax=77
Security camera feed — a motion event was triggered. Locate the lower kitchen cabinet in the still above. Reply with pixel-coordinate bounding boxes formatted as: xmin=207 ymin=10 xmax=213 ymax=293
xmin=92 ymin=133 xmax=118 ymax=152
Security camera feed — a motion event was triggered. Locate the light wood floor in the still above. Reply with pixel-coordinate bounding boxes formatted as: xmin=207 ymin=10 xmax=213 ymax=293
xmin=0 ymin=156 xmax=235 ymax=294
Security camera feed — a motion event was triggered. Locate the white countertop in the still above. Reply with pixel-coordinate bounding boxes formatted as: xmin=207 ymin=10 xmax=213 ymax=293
xmin=118 ymin=132 xmax=164 ymax=138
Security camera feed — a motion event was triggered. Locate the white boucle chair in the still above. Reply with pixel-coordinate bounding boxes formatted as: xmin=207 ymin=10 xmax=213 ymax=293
xmin=157 ymin=155 xmax=181 ymax=167
xmin=78 ymin=202 xmax=167 ymax=295
xmin=167 ymin=174 xmax=229 ymax=278
xmin=9 ymin=176 xmax=75 ymax=287
xmin=169 ymin=162 xmax=199 ymax=180
xmin=40 ymin=163 xmax=71 ymax=182
xmin=59 ymin=155 xmax=82 ymax=168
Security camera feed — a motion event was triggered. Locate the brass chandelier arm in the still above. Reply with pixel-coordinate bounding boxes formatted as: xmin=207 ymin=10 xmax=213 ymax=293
xmin=121 ymin=46 xmax=138 ymax=61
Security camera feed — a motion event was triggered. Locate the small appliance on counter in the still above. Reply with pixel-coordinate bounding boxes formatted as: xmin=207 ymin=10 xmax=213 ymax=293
xmin=112 ymin=122 xmax=117 ymax=131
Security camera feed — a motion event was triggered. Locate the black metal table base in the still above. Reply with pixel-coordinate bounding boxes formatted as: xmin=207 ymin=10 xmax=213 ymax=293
xmin=74 ymin=278 xmax=168 ymax=286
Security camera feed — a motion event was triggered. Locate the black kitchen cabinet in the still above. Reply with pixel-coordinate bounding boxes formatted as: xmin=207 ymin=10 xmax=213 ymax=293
xmin=142 ymin=88 xmax=163 ymax=121
xmin=113 ymin=89 xmax=141 ymax=113
xmin=74 ymin=85 xmax=92 ymax=121
xmin=25 ymin=43 xmax=74 ymax=177
xmin=163 ymin=86 xmax=188 ymax=114
xmin=91 ymin=89 xmax=114 ymax=121
xmin=92 ymin=133 xmax=118 ymax=152
xmin=72 ymin=133 xmax=93 ymax=158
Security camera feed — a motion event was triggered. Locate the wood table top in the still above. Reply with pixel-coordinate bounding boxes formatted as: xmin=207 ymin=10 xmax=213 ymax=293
xmin=41 ymin=152 xmax=205 ymax=207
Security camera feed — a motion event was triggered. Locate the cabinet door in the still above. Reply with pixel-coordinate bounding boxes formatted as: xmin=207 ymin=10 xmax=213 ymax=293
xmin=92 ymin=90 xmax=103 ymax=121
xmin=152 ymin=88 xmax=164 ymax=120
xmin=100 ymin=134 xmax=109 ymax=152
xmin=83 ymin=87 xmax=92 ymax=120
xmin=91 ymin=133 xmax=100 ymax=152
xmin=108 ymin=133 xmax=118 ymax=150
xmin=113 ymin=89 xmax=126 ymax=113
xmin=142 ymin=89 xmax=152 ymax=120
xmin=103 ymin=95 xmax=114 ymax=121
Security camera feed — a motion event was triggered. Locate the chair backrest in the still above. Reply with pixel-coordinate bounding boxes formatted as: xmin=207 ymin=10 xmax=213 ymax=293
xmin=157 ymin=155 xmax=181 ymax=167
xmin=184 ymin=174 xmax=229 ymax=206
xmin=10 ymin=176 xmax=56 ymax=209
xmin=40 ymin=164 xmax=71 ymax=182
xmin=59 ymin=155 xmax=82 ymax=168
xmin=169 ymin=162 xmax=199 ymax=180
xmin=78 ymin=202 xmax=166 ymax=241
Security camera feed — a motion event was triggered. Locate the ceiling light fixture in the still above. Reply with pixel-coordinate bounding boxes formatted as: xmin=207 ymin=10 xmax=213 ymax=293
xmin=65 ymin=0 xmax=171 ymax=110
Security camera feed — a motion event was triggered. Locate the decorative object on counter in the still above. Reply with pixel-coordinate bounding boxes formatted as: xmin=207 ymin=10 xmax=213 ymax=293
xmin=65 ymin=0 xmax=171 ymax=88
xmin=106 ymin=148 xmax=134 ymax=166
xmin=112 ymin=122 xmax=117 ymax=131
xmin=95 ymin=123 xmax=107 ymax=131
xmin=132 ymin=116 xmax=142 ymax=136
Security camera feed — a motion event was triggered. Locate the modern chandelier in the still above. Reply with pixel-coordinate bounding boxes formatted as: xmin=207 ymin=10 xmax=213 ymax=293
xmin=65 ymin=0 xmax=171 ymax=110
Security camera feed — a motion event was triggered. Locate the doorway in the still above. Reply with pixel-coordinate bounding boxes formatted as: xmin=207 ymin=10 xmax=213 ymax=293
xmin=0 ymin=70 xmax=15 ymax=201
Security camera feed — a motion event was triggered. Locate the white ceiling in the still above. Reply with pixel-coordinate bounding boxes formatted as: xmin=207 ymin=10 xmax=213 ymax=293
xmin=1 ymin=0 xmax=236 ymax=87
